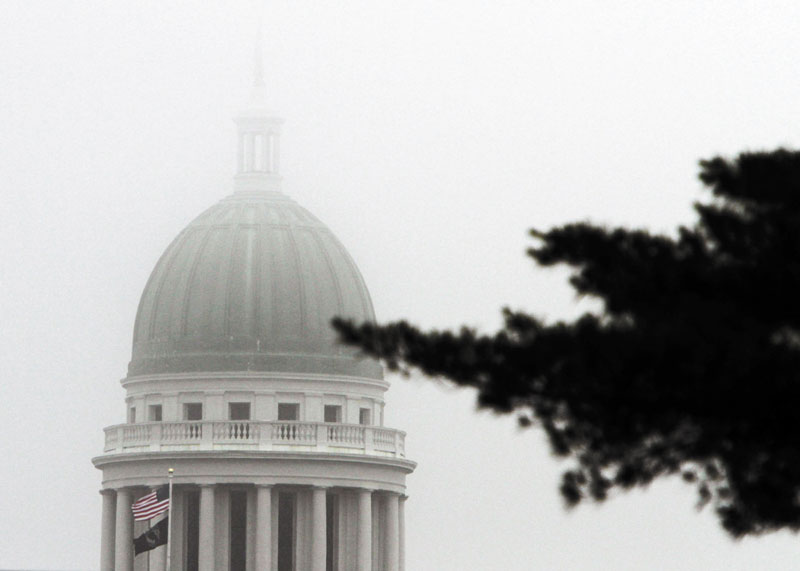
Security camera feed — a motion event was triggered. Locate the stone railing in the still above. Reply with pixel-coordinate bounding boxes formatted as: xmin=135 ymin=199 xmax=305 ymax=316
xmin=103 ymin=421 xmax=406 ymax=458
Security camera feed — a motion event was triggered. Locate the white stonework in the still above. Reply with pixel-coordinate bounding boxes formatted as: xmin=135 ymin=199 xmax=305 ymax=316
xmin=93 ymin=56 xmax=414 ymax=571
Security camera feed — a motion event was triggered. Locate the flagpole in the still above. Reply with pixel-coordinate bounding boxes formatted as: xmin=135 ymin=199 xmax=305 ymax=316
xmin=166 ymin=468 xmax=174 ymax=571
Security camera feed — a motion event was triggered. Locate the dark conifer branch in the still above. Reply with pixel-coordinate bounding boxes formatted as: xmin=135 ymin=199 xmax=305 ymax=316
xmin=333 ymin=149 xmax=800 ymax=537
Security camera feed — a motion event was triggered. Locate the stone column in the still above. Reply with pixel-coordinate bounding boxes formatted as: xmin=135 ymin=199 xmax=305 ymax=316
xmin=311 ymin=487 xmax=327 ymax=571
xmin=150 ymin=546 xmax=166 ymax=570
xmin=255 ymin=485 xmax=273 ymax=571
xmin=357 ymin=489 xmax=372 ymax=571
xmin=199 ymin=485 xmax=216 ymax=571
xmin=386 ymin=493 xmax=400 ymax=571
xmin=114 ymin=488 xmax=133 ymax=571
xmin=399 ymin=496 xmax=407 ymax=571
xmin=100 ymin=490 xmax=116 ymax=571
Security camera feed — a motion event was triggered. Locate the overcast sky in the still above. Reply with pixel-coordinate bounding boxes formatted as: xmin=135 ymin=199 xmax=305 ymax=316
xmin=3 ymin=1 xmax=800 ymax=569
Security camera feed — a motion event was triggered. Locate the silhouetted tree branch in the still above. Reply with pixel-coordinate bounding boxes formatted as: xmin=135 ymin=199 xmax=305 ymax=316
xmin=334 ymin=149 xmax=800 ymax=537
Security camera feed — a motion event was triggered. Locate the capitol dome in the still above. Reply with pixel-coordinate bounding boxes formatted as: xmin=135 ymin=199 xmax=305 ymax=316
xmin=96 ymin=48 xmax=413 ymax=571
xmin=129 ymin=190 xmax=381 ymax=379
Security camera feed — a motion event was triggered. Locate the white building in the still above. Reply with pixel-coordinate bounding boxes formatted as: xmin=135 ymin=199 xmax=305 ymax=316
xmin=93 ymin=55 xmax=415 ymax=571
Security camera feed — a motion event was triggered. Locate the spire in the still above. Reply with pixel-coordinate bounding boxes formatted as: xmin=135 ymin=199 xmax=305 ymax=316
xmin=249 ymin=19 xmax=268 ymax=109
xmin=234 ymin=18 xmax=283 ymax=194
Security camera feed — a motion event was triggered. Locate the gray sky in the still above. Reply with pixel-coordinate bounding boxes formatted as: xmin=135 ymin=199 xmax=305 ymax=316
xmin=3 ymin=1 xmax=800 ymax=569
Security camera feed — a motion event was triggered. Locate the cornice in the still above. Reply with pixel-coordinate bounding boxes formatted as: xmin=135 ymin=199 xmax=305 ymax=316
xmin=121 ymin=371 xmax=391 ymax=391
xmin=92 ymin=450 xmax=417 ymax=473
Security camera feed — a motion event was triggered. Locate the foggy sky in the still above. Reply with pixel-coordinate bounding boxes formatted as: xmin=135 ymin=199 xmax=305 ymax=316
xmin=3 ymin=1 xmax=800 ymax=569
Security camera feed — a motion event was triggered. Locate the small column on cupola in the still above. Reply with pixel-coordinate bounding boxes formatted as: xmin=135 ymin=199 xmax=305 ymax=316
xmin=234 ymin=29 xmax=283 ymax=193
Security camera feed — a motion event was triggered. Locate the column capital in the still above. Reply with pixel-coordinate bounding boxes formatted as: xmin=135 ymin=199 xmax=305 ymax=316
xmin=99 ymin=488 xmax=116 ymax=497
xmin=256 ymin=483 xmax=274 ymax=490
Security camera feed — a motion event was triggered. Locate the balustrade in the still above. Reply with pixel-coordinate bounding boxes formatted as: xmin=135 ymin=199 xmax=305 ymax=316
xmin=373 ymin=428 xmax=395 ymax=451
xmin=327 ymin=424 xmax=364 ymax=445
xmin=162 ymin=422 xmax=203 ymax=442
xmin=122 ymin=423 xmax=150 ymax=444
xmin=272 ymin=422 xmax=315 ymax=443
xmin=103 ymin=421 xmax=405 ymax=457
xmin=214 ymin=421 xmax=254 ymax=441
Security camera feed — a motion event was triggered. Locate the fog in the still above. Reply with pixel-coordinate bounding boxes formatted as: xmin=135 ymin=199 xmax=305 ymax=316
xmin=3 ymin=1 xmax=800 ymax=569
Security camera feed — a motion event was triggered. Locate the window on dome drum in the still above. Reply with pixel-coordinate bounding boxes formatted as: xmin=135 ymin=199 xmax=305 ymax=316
xmin=277 ymin=403 xmax=299 ymax=421
xmin=128 ymin=407 xmax=136 ymax=424
xmin=324 ymin=405 xmax=342 ymax=423
xmin=359 ymin=408 xmax=371 ymax=426
xmin=184 ymin=403 xmax=203 ymax=421
xmin=148 ymin=405 xmax=162 ymax=422
xmin=229 ymin=402 xmax=251 ymax=421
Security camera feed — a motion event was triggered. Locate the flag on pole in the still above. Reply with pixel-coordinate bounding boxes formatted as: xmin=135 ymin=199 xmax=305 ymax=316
xmin=132 ymin=486 xmax=170 ymax=521
xmin=133 ymin=517 xmax=169 ymax=555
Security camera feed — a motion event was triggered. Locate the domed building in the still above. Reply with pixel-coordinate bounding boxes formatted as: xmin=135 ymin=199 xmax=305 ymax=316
xmin=93 ymin=56 xmax=414 ymax=571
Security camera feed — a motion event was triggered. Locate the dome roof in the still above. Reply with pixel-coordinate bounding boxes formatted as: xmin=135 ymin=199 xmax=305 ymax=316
xmin=129 ymin=191 xmax=381 ymax=379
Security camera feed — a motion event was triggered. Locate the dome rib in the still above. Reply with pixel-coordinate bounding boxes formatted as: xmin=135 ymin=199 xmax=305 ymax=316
xmin=310 ymin=230 xmax=346 ymax=318
xmin=284 ymin=224 xmax=307 ymax=335
xmin=179 ymin=227 xmax=212 ymax=338
xmin=332 ymin=233 xmax=375 ymax=322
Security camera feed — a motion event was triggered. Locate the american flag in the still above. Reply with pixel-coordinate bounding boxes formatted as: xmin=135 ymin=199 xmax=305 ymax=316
xmin=132 ymin=486 xmax=170 ymax=521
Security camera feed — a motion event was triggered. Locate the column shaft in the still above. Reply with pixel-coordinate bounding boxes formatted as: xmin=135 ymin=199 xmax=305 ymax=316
xmin=255 ymin=486 xmax=273 ymax=571
xmin=198 ymin=485 xmax=216 ymax=571
xmin=386 ymin=494 xmax=400 ymax=571
xmin=311 ymin=487 xmax=327 ymax=571
xmin=357 ymin=490 xmax=372 ymax=571
xmin=114 ymin=489 xmax=133 ymax=571
xmin=100 ymin=490 xmax=116 ymax=571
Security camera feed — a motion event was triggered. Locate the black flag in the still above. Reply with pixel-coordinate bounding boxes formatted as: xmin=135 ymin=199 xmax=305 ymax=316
xmin=133 ymin=517 xmax=168 ymax=555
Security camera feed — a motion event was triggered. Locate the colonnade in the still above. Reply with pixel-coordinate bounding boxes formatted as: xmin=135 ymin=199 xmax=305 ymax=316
xmin=100 ymin=485 xmax=405 ymax=571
